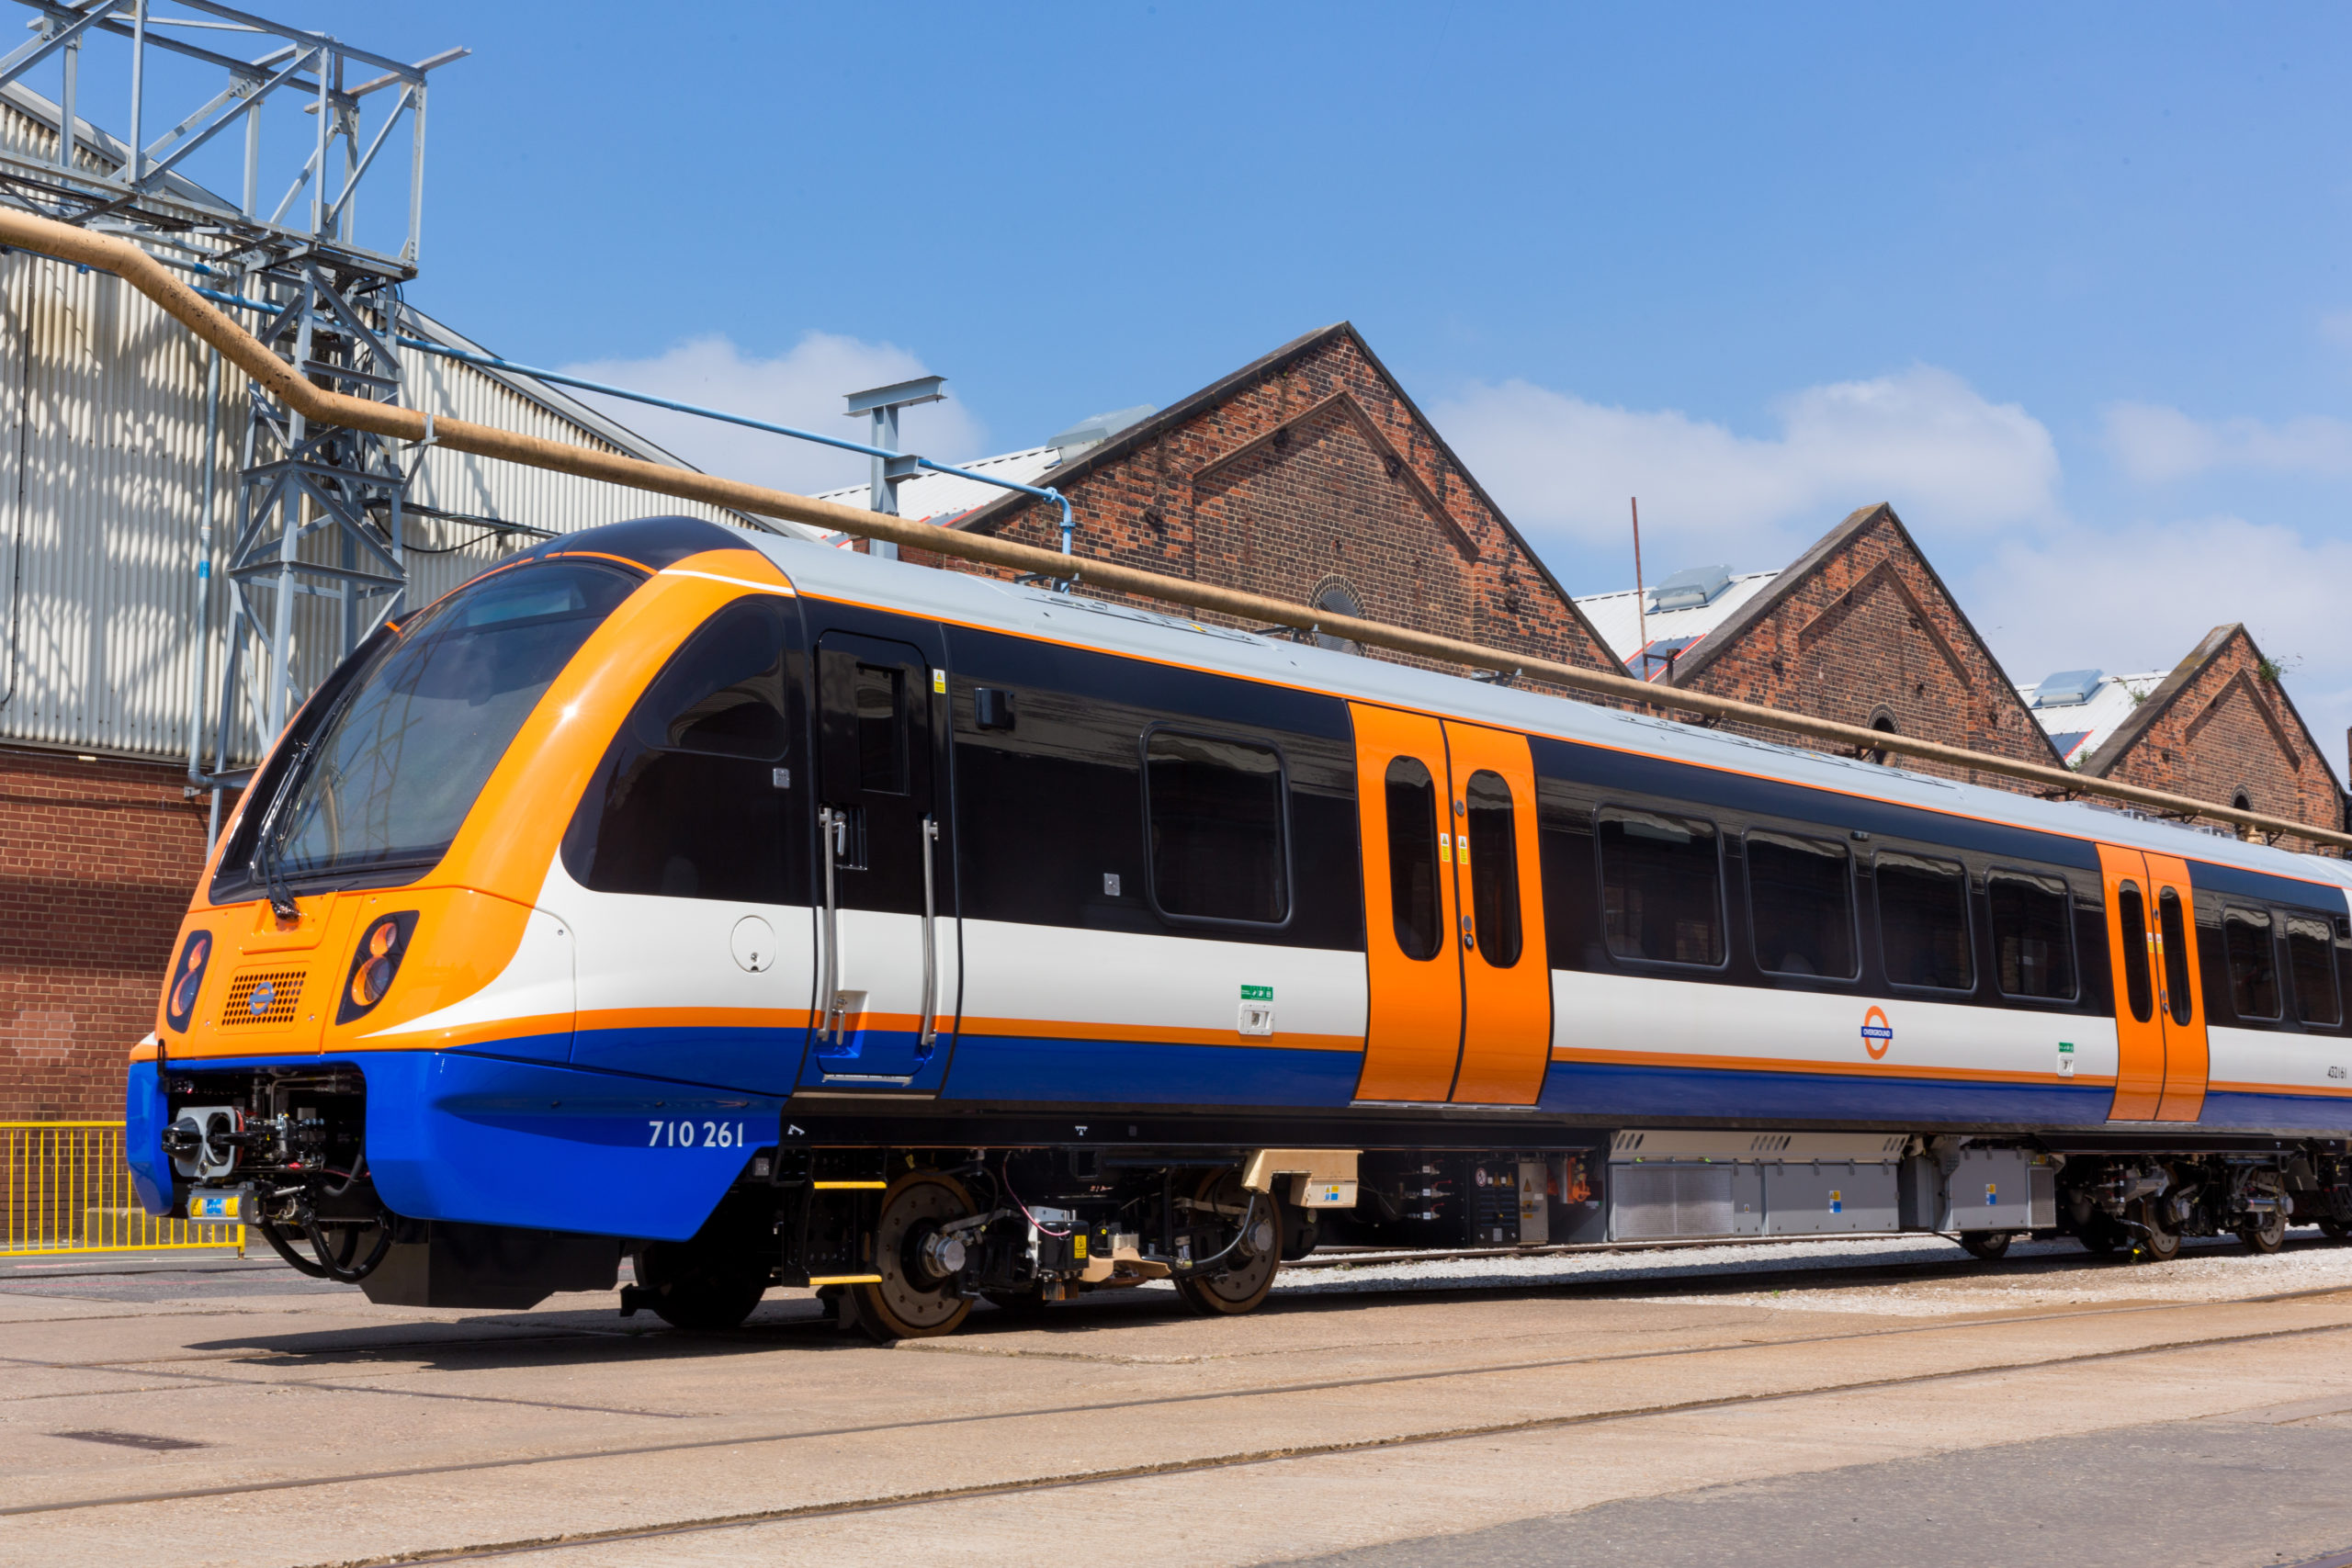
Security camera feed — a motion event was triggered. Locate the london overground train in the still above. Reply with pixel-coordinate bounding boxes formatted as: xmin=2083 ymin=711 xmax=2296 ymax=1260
xmin=131 ymin=517 xmax=2352 ymax=1336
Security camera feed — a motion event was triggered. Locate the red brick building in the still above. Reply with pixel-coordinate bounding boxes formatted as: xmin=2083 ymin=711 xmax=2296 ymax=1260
xmin=920 ymin=323 xmax=1621 ymax=687
xmin=1580 ymin=502 xmax=2065 ymax=788
xmin=0 ymin=750 xmax=211 ymax=1115
xmin=2060 ymin=625 xmax=2346 ymax=850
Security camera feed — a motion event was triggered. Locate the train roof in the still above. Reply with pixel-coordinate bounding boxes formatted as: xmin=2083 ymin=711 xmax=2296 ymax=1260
xmin=743 ymin=525 xmax=2351 ymax=905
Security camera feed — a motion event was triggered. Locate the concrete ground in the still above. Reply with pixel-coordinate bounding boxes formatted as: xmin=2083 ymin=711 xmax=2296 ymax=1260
xmin=6 ymin=1233 xmax=2352 ymax=1568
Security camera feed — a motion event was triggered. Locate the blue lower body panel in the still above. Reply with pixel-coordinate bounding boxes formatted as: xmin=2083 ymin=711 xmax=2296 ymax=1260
xmin=1538 ymin=1058 xmax=2120 ymax=1125
xmin=126 ymin=1059 xmax=171 ymax=1214
xmin=941 ymin=1037 xmax=1366 ymax=1107
xmin=362 ymin=1051 xmax=782 ymax=1240
xmin=2194 ymin=1089 xmax=2352 ymax=1137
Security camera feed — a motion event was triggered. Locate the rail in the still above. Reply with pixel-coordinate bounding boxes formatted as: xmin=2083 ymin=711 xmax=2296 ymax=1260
xmin=1 ymin=1122 xmax=241 ymax=1255
xmin=1 ymin=206 xmax=2342 ymax=854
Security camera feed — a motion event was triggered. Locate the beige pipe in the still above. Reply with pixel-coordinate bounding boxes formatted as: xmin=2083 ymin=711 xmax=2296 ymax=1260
xmin=6 ymin=209 xmax=2345 ymax=855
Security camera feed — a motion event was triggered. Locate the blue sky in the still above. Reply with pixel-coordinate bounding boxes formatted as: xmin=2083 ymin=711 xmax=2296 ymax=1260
xmin=94 ymin=5 xmax=2352 ymax=756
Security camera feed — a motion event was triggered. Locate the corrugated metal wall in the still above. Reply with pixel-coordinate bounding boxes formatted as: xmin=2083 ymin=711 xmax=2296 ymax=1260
xmin=0 ymin=244 xmax=758 ymax=766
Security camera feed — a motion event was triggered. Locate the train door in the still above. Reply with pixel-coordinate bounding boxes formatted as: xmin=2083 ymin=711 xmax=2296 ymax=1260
xmin=1348 ymin=704 xmax=1549 ymax=1105
xmin=803 ymin=625 xmax=960 ymax=1088
xmin=1441 ymin=720 xmax=1551 ymax=1104
xmin=1351 ymin=704 xmax=1459 ymax=1100
xmin=2097 ymin=844 xmax=2210 ymax=1122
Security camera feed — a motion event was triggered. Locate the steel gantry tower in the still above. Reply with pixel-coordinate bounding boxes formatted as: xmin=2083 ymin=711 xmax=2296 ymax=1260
xmin=0 ymin=0 xmax=461 ymax=796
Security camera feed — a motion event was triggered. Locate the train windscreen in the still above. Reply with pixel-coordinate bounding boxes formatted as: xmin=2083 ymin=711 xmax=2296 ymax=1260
xmin=252 ymin=559 xmax=639 ymax=884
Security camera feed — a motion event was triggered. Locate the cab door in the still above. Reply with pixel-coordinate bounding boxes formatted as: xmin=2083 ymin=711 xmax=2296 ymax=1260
xmin=1348 ymin=704 xmax=1550 ymax=1105
xmin=2097 ymin=843 xmax=2209 ymax=1122
xmin=803 ymin=625 xmax=959 ymax=1088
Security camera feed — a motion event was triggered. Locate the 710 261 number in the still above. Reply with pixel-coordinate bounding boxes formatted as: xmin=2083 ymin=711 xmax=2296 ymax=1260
xmin=648 ymin=1120 xmax=747 ymax=1149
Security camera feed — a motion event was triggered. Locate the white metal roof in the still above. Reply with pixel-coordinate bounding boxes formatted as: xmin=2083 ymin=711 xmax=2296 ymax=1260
xmin=749 ymin=531 xmax=2351 ymax=896
xmin=2014 ymin=671 xmax=2166 ymax=766
xmin=1574 ymin=570 xmax=1781 ymax=675
xmin=812 ymin=446 xmax=1065 ymax=535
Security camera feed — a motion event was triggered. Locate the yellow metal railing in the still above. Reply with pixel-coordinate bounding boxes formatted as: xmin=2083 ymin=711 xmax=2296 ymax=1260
xmin=1 ymin=1122 xmax=242 ymax=1256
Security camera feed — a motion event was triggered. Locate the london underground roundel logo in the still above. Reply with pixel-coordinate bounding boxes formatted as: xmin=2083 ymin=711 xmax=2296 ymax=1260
xmin=1860 ymin=1005 xmax=1893 ymax=1060
xmin=249 ymin=982 xmax=276 ymax=1017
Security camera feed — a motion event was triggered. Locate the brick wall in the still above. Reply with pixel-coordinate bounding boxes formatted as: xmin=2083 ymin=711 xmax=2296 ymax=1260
xmin=1667 ymin=504 xmax=2061 ymax=790
xmin=0 ymin=749 xmax=213 ymax=1117
xmin=2090 ymin=626 xmax=2345 ymax=848
xmin=913 ymin=325 xmax=1620 ymax=688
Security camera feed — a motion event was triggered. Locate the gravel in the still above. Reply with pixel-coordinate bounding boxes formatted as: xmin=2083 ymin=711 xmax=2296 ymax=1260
xmin=1259 ymin=1229 xmax=2352 ymax=1311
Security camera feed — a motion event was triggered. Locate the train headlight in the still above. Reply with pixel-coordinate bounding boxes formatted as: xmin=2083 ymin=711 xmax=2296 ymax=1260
xmin=163 ymin=929 xmax=212 ymax=1032
xmin=337 ymin=912 xmax=418 ymax=1022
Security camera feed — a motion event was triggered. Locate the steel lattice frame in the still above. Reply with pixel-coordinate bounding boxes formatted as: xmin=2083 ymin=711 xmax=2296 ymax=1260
xmin=0 ymin=0 xmax=460 ymax=790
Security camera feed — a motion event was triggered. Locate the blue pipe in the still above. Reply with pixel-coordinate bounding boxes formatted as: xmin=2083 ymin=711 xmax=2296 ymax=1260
xmin=190 ymin=286 xmax=1081 ymax=571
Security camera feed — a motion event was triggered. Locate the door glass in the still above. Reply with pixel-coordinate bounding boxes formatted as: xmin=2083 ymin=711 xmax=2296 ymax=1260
xmin=1464 ymin=770 xmax=1521 ymax=967
xmin=2117 ymin=882 xmax=2154 ymax=1023
xmin=854 ymin=663 xmax=907 ymax=794
xmin=1384 ymin=757 xmax=1442 ymax=960
xmin=2223 ymin=908 xmax=2279 ymax=1020
xmin=2157 ymin=887 xmax=2193 ymax=1025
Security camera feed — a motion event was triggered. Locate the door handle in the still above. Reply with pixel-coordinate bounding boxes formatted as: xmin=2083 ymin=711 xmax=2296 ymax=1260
xmin=919 ymin=816 xmax=940 ymax=1047
xmin=1461 ymin=913 xmax=1475 ymax=951
xmin=819 ymin=807 xmax=844 ymax=1042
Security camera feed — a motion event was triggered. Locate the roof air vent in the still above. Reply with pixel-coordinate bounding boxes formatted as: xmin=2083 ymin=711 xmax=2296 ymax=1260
xmin=1047 ymin=404 xmax=1157 ymax=464
xmin=2032 ymin=669 xmax=2104 ymax=708
xmin=1648 ymin=564 xmax=1735 ymax=613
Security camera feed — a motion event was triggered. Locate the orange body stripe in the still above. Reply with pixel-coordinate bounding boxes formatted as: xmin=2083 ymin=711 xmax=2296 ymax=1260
xmin=1547 ymin=1043 xmax=2118 ymax=1088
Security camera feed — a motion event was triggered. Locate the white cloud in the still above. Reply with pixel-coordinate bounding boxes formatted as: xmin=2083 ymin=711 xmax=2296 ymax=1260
xmin=1430 ymin=365 xmax=2062 ymax=562
xmin=1970 ymin=514 xmax=2352 ymax=765
xmin=557 ymin=333 xmax=986 ymax=498
xmin=2103 ymin=401 xmax=2352 ymax=483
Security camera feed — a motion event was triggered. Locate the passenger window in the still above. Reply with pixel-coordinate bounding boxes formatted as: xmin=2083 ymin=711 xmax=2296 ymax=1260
xmin=1385 ymin=757 xmax=1442 ymax=960
xmin=2288 ymin=913 xmax=2343 ymax=1027
xmin=1596 ymin=809 xmax=1724 ymax=966
xmin=2223 ymin=908 xmax=2280 ymax=1021
xmin=1747 ymin=830 xmax=1856 ymax=979
xmin=1145 ymin=731 xmax=1287 ymax=925
xmin=566 ymin=597 xmax=796 ymax=903
xmin=1876 ymin=852 xmax=1973 ymax=991
xmin=2157 ymin=887 xmax=2193 ymax=1025
xmin=2114 ymin=881 xmax=2152 ymax=1021
xmin=1991 ymin=870 xmax=2078 ymax=1001
xmin=1465 ymin=770 xmax=1521 ymax=968
xmin=854 ymin=662 xmax=907 ymax=794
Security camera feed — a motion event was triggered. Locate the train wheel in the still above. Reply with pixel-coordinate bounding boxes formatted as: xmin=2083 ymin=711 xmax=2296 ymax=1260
xmin=2238 ymin=1210 xmax=2287 ymax=1255
xmin=631 ymin=1240 xmax=770 ymax=1330
xmin=2133 ymin=1200 xmax=2182 ymax=1264
xmin=1959 ymin=1231 xmax=2013 ymax=1260
xmin=851 ymin=1170 xmax=976 ymax=1341
xmin=1172 ymin=1168 xmax=1281 ymax=1317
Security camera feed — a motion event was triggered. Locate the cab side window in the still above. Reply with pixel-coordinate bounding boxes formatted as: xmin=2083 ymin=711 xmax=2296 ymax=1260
xmin=563 ymin=597 xmax=798 ymax=903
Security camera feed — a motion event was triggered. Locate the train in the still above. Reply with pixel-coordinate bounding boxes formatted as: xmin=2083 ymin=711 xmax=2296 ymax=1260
xmin=130 ymin=514 xmax=2352 ymax=1337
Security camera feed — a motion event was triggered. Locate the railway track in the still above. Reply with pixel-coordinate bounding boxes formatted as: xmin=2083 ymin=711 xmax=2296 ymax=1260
xmin=11 ymin=1273 xmax=2352 ymax=1531
xmin=301 ymin=1292 xmax=2352 ymax=1565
